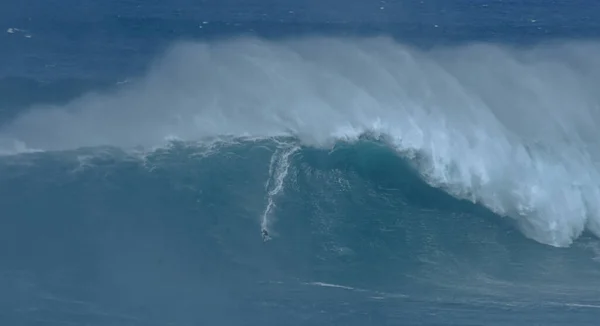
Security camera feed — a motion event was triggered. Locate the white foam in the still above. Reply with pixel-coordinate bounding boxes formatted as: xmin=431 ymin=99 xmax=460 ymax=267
xmin=306 ymin=282 xmax=357 ymax=291
xmin=304 ymin=281 xmax=408 ymax=298
xmin=6 ymin=27 xmax=32 ymax=38
xmin=261 ymin=144 xmax=300 ymax=235
xmin=1 ymin=37 xmax=600 ymax=247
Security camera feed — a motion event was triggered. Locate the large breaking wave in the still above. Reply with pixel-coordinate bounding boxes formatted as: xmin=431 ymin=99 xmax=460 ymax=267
xmin=2 ymin=36 xmax=600 ymax=247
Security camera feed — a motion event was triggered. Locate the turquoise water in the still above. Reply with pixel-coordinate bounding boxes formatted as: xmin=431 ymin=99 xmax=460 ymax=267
xmin=2 ymin=1 xmax=600 ymax=325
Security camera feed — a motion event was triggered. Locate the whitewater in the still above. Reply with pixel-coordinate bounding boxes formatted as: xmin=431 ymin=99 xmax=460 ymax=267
xmin=2 ymin=37 xmax=600 ymax=248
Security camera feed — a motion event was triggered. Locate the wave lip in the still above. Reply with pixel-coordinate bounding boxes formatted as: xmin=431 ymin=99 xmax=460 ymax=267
xmin=2 ymin=37 xmax=600 ymax=247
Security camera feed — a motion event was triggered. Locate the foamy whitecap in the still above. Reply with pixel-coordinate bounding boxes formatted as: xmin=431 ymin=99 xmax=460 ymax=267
xmin=1 ymin=37 xmax=600 ymax=247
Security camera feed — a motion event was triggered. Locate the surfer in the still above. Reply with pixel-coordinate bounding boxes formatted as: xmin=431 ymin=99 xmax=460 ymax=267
xmin=261 ymin=228 xmax=270 ymax=242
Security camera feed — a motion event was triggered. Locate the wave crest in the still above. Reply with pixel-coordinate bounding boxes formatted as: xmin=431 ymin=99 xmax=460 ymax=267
xmin=2 ymin=36 xmax=600 ymax=247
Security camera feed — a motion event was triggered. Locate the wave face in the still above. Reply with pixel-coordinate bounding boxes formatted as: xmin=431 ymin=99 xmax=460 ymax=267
xmin=3 ymin=37 xmax=600 ymax=248
xmin=2 ymin=138 xmax=600 ymax=325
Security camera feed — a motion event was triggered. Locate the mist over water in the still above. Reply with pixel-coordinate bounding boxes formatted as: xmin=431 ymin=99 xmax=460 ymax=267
xmin=2 ymin=37 xmax=600 ymax=247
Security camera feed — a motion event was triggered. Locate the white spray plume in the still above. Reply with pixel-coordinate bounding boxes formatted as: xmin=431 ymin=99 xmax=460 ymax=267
xmin=2 ymin=36 xmax=600 ymax=247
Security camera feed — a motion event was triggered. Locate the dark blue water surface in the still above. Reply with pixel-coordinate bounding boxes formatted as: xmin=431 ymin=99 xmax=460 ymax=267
xmin=2 ymin=1 xmax=600 ymax=325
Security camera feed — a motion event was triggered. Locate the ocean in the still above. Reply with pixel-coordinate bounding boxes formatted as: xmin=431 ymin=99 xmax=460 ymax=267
xmin=2 ymin=0 xmax=600 ymax=325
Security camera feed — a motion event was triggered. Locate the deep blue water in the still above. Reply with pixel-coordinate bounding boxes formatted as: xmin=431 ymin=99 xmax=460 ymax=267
xmin=2 ymin=1 xmax=600 ymax=325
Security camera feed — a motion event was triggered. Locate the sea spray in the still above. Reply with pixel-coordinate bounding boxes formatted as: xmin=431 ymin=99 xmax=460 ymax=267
xmin=2 ymin=37 xmax=600 ymax=246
